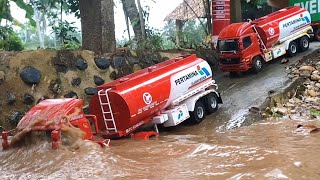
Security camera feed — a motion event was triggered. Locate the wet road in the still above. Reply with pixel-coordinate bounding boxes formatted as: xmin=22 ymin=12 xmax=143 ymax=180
xmin=1 ymin=42 xmax=320 ymax=179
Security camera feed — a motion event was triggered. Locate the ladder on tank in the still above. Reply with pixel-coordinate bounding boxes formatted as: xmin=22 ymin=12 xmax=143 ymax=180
xmin=98 ymin=88 xmax=117 ymax=133
xmin=251 ymin=24 xmax=267 ymax=51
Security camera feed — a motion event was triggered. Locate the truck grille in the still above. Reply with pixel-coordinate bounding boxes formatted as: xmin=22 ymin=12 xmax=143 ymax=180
xmin=220 ymin=58 xmax=240 ymax=64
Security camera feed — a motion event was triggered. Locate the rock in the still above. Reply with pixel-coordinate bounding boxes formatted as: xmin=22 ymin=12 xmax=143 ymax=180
xmin=127 ymin=57 xmax=139 ymax=65
xmin=133 ymin=64 xmax=142 ymax=72
xmin=299 ymin=70 xmax=311 ymax=78
xmin=9 ymin=111 xmax=24 ymax=126
xmin=94 ymin=75 xmax=105 ymax=86
xmin=162 ymin=57 xmax=170 ymax=61
xmin=19 ymin=66 xmax=41 ymax=85
xmin=64 ymin=91 xmax=78 ymax=99
xmin=109 ymin=71 xmax=118 ymax=80
xmin=294 ymin=124 xmax=319 ymax=135
xmin=71 ymin=77 xmax=81 ymax=86
xmin=281 ymin=58 xmax=288 ymax=64
xmin=285 ymin=102 xmax=295 ymax=107
xmin=307 ymin=89 xmax=320 ymax=97
xmin=299 ymin=66 xmax=316 ymax=72
xmin=49 ymin=80 xmax=61 ymax=94
xmin=311 ymin=74 xmax=320 ymax=81
xmin=74 ymin=58 xmax=88 ymax=70
xmin=0 ymin=70 xmax=5 ymax=82
xmin=315 ymin=83 xmax=320 ymax=88
xmin=312 ymin=70 xmax=319 ymax=75
xmin=113 ymin=56 xmax=125 ymax=68
xmin=84 ymin=87 xmax=98 ymax=95
xmin=273 ymin=107 xmax=288 ymax=115
xmin=7 ymin=92 xmax=16 ymax=105
xmin=23 ymin=93 xmax=35 ymax=105
xmin=94 ymin=58 xmax=111 ymax=70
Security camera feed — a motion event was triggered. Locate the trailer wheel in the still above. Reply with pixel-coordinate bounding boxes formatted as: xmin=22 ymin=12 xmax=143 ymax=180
xmin=287 ymin=41 xmax=298 ymax=57
xmin=251 ymin=56 xmax=263 ymax=73
xmin=315 ymin=28 xmax=320 ymax=41
xmin=189 ymin=101 xmax=206 ymax=124
xmin=299 ymin=36 xmax=309 ymax=52
xmin=204 ymin=93 xmax=218 ymax=114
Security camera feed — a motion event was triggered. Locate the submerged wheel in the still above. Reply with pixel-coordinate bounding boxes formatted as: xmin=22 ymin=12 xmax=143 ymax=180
xmin=299 ymin=36 xmax=309 ymax=52
xmin=287 ymin=41 xmax=298 ymax=57
xmin=189 ymin=101 xmax=206 ymax=124
xmin=204 ymin=93 xmax=218 ymax=114
xmin=251 ymin=56 xmax=263 ymax=73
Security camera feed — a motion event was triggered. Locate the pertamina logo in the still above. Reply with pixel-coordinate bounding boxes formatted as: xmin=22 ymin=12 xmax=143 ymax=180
xmin=143 ymin=92 xmax=152 ymax=105
xmin=197 ymin=65 xmax=210 ymax=76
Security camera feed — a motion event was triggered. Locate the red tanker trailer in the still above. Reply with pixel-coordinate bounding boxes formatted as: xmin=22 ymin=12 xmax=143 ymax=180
xmin=2 ymin=54 xmax=222 ymax=149
xmin=217 ymin=6 xmax=313 ymax=75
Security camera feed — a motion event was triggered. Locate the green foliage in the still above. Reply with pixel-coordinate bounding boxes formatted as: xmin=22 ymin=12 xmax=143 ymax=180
xmin=310 ymin=109 xmax=320 ymax=118
xmin=241 ymin=0 xmax=272 ymax=21
xmin=0 ymin=26 xmax=24 ymax=51
xmin=162 ymin=20 xmax=208 ymax=49
xmin=15 ymin=0 xmax=35 ymax=26
xmin=65 ymin=0 xmax=80 ymax=18
xmin=52 ymin=21 xmax=80 ymax=49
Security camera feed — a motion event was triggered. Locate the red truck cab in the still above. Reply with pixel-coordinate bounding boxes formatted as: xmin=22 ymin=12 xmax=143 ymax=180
xmin=216 ymin=6 xmax=313 ymax=75
xmin=217 ymin=22 xmax=263 ymax=73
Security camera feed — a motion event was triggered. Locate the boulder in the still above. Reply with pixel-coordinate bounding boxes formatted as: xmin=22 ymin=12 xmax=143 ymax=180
xmin=127 ymin=57 xmax=139 ymax=65
xmin=9 ymin=111 xmax=24 ymax=126
xmin=71 ymin=77 xmax=81 ymax=86
xmin=23 ymin=93 xmax=35 ymax=105
xmin=64 ymin=91 xmax=78 ymax=99
xmin=113 ymin=56 xmax=125 ymax=68
xmin=19 ymin=66 xmax=41 ymax=85
xmin=84 ymin=87 xmax=98 ymax=95
xmin=299 ymin=66 xmax=316 ymax=72
xmin=49 ymin=80 xmax=61 ymax=94
xmin=308 ymin=89 xmax=320 ymax=97
xmin=94 ymin=75 xmax=105 ymax=86
xmin=74 ymin=58 xmax=88 ymax=70
xmin=94 ymin=58 xmax=111 ymax=70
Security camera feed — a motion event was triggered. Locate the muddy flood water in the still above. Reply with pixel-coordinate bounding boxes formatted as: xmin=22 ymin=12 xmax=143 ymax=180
xmin=1 ymin=116 xmax=320 ymax=180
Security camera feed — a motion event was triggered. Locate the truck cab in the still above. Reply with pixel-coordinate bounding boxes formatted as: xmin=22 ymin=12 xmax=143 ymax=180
xmin=217 ymin=22 xmax=263 ymax=73
xmin=217 ymin=6 xmax=313 ymax=75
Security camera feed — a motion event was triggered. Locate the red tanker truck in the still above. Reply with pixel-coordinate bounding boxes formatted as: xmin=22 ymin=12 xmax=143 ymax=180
xmin=217 ymin=6 xmax=313 ymax=75
xmin=2 ymin=54 xmax=222 ymax=150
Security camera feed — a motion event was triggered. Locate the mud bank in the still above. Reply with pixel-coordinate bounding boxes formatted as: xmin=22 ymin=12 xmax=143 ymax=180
xmin=0 ymin=48 xmax=218 ymax=130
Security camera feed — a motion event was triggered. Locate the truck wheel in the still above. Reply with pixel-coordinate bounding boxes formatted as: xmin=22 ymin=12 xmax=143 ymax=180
xmin=287 ymin=41 xmax=298 ymax=57
xmin=189 ymin=101 xmax=206 ymax=124
xmin=251 ymin=56 xmax=263 ymax=73
xmin=315 ymin=28 xmax=320 ymax=41
xmin=299 ymin=36 xmax=309 ymax=52
xmin=204 ymin=93 xmax=218 ymax=114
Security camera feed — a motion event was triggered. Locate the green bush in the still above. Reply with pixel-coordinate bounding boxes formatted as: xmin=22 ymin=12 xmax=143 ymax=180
xmin=0 ymin=26 xmax=24 ymax=51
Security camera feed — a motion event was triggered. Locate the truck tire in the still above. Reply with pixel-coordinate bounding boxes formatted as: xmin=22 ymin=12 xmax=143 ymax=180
xmin=287 ymin=41 xmax=298 ymax=57
xmin=189 ymin=101 xmax=206 ymax=124
xmin=251 ymin=56 xmax=263 ymax=73
xmin=299 ymin=36 xmax=309 ymax=52
xmin=315 ymin=28 xmax=320 ymax=41
xmin=204 ymin=93 xmax=218 ymax=114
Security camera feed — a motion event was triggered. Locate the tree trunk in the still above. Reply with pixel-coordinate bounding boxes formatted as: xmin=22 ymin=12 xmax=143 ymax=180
xmin=121 ymin=0 xmax=144 ymax=39
xmin=175 ymin=20 xmax=183 ymax=48
xmin=122 ymin=2 xmax=131 ymax=41
xmin=231 ymin=0 xmax=242 ymax=23
xmin=203 ymin=0 xmax=211 ymax=34
xmin=34 ymin=9 xmax=44 ymax=48
xmin=136 ymin=0 xmax=146 ymax=40
xmin=80 ymin=0 xmax=115 ymax=54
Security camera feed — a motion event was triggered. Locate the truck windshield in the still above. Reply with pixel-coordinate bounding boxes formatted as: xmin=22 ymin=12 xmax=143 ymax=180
xmin=218 ymin=39 xmax=239 ymax=52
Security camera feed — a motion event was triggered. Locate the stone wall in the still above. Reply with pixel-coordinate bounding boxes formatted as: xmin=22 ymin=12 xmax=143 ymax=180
xmin=0 ymin=48 xmax=219 ymax=130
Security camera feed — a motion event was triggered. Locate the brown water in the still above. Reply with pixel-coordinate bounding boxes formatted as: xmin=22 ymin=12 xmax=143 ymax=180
xmin=1 ymin=117 xmax=320 ymax=179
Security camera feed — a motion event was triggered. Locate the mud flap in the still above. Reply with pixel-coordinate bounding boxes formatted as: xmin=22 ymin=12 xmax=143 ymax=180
xmin=217 ymin=93 xmax=223 ymax=104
